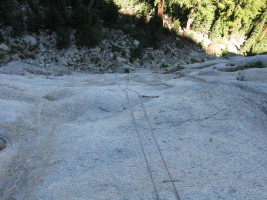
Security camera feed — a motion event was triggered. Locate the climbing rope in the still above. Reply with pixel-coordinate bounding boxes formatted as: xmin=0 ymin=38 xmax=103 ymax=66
xmin=123 ymin=88 xmax=160 ymax=200
xmin=116 ymin=74 xmax=182 ymax=200
xmin=114 ymin=74 xmax=159 ymax=199
xmin=125 ymin=79 xmax=182 ymax=200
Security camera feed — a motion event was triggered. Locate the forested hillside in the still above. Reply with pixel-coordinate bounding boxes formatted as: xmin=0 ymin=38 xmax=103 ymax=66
xmin=115 ymin=0 xmax=267 ymax=55
xmin=0 ymin=0 xmax=119 ymax=48
xmin=0 ymin=0 xmax=266 ymax=55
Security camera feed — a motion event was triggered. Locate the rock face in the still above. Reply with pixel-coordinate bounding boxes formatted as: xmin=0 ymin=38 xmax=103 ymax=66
xmin=0 ymin=55 xmax=266 ymax=200
xmin=237 ymin=68 xmax=267 ymax=83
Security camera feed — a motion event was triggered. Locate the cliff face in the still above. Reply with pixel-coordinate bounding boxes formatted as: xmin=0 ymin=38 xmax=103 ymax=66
xmin=0 ymin=55 xmax=266 ymax=200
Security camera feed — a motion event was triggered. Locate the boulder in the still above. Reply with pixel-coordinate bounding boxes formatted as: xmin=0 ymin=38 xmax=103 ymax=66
xmin=89 ymin=47 xmax=101 ymax=55
xmin=87 ymin=64 xmax=96 ymax=69
xmin=133 ymin=40 xmax=140 ymax=47
xmin=202 ymin=38 xmax=211 ymax=47
xmin=133 ymin=61 xmax=141 ymax=68
xmin=65 ymin=50 xmax=74 ymax=58
xmin=57 ymin=56 xmax=68 ymax=66
xmin=0 ymin=54 xmax=11 ymax=65
xmin=0 ymin=43 xmax=10 ymax=52
xmin=39 ymin=44 xmax=46 ymax=53
xmin=237 ymin=68 xmax=267 ymax=83
xmin=23 ymin=35 xmax=37 ymax=46
xmin=206 ymin=42 xmax=222 ymax=55
xmin=39 ymin=55 xmax=46 ymax=64
xmin=122 ymin=64 xmax=132 ymax=70
xmin=116 ymin=56 xmax=127 ymax=63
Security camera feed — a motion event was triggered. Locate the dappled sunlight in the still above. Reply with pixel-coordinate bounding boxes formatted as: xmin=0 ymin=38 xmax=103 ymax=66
xmin=114 ymin=0 xmax=267 ymax=56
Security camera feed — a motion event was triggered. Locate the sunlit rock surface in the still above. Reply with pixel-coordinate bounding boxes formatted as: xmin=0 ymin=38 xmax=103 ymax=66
xmin=0 ymin=55 xmax=266 ymax=200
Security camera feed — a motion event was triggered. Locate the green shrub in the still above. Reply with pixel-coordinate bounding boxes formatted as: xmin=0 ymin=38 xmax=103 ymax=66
xmin=129 ymin=57 xmax=135 ymax=63
xmin=161 ymin=63 xmax=169 ymax=68
xmin=26 ymin=0 xmax=44 ymax=33
xmin=75 ymin=23 xmax=103 ymax=47
xmin=130 ymin=46 xmax=144 ymax=59
xmin=72 ymin=1 xmax=104 ymax=47
xmin=225 ymin=61 xmax=266 ymax=72
xmin=111 ymin=44 xmax=122 ymax=53
xmin=0 ymin=32 xmax=4 ymax=43
xmin=173 ymin=20 xmax=181 ymax=32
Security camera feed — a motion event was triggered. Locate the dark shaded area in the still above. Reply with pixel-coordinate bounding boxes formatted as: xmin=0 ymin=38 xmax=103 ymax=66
xmin=116 ymin=13 xmax=167 ymax=57
xmin=0 ymin=0 xmax=24 ymax=35
xmin=0 ymin=0 xmax=119 ymax=48
xmin=0 ymin=0 xmax=177 ymax=56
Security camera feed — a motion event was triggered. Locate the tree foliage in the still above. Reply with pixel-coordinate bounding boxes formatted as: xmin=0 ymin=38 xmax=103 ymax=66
xmin=240 ymin=10 xmax=267 ymax=54
xmin=0 ymin=0 xmax=119 ymax=48
xmin=115 ymin=0 xmax=267 ymax=55
xmin=0 ymin=0 xmax=266 ymax=54
xmin=0 ymin=0 xmax=24 ymax=35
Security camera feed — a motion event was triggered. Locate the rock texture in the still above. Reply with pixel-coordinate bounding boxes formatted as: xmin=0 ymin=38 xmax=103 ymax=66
xmin=0 ymin=44 xmax=10 ymax=52
xmin=0 ymin=55 xmax=266 ymax=200
xmin=0 ymin=28 xmax=214 ymax=73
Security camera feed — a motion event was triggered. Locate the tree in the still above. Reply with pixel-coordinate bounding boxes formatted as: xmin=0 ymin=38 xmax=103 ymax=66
xmin=115 ymin=0 xmax=267 ymax=54
xmin=0 ymin=0 xmax=24 ymax=35
xmin=158 ymin=0 xmax=164 ymax=19
xmin=26 ymin=0 xmax=43 ymax=33
xmin=72 ymin=0 xmax=103 ymax=47
xmin=240 ymin=10 xmax=267 ymax=54
xmin=261 ymin=26 xmax=267 ymax=40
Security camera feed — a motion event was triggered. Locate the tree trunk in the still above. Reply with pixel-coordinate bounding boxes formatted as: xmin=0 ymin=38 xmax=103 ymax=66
xmin=88 ymin=0 xmax=95 ymax=11
xmin=186 ymin=18 xmax=194 ymax=32
xmin=157 ymin=0 xmax=164 ymax=19
xmin=185 ymin=7 xmax=196 ymax=34
xmin=260 ymin=26 xmax=267 ymax=40
xmin=236 ymin=18 xmax=241 ymax=25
